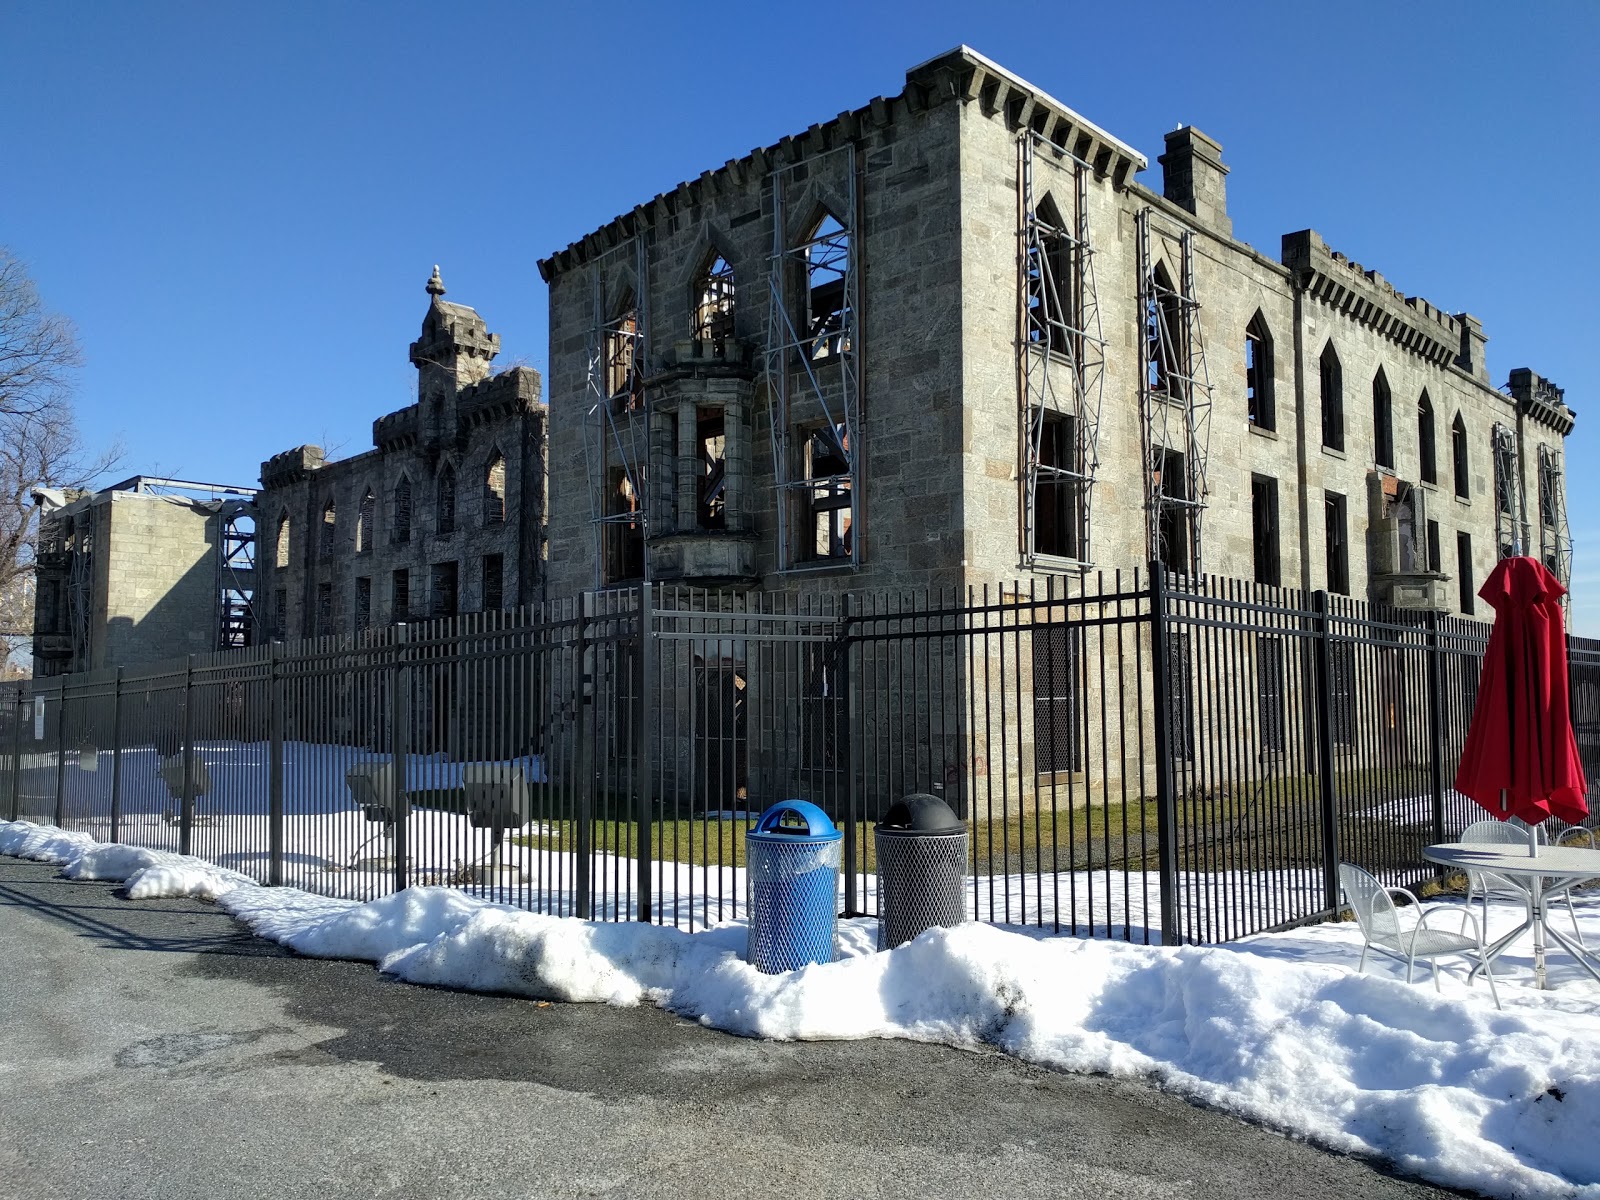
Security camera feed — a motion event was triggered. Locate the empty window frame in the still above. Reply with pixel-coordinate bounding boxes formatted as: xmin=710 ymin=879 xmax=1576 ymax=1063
xmin=603 ymin=467 xmax=645 ymax=583
xmin=1154 ymin=446 xmax=1190 ymax=575
xmin=484 ymin=453 xmax=507 ymax=525
xmin=391 ymin=569 xmax=410 ymax=623
xmin=1373 ymin=368 xmax=1394 ymax=469
xmin=394 ymin=476 xmax=413 ymax=544
xmin=803 ymin=214 xmax=851 ymax=361
xmin=436 ymin=465 xmax=456 ymax=535
xmin=697 ymin=408 xmax=726 ymax=530
xmin=1147 ymin=263 xmax=1186 ymax=399
xmin=1457 ymin=532 xmax=1474 ymax=614
xmin=431 ymin=561 xmax=459 ymax=620
xmin=1166 ymin=632 xmax=1195 ymax=763
xmin=799 ymin=643 xmax=848 ymax=776
xmin=1452 ymin=413 xmax=1469 ymax=499
xmin=1032 ymin=623 xmax=1081 ymax=774
xmin=800 ymin=423 xmax=851 ymax=560
xmin=274 ymin=512 xmax=290 ymax=569
xmin=1027 ymin=194 xmax=1079 ymax=354
xmin=355 ymin=576 xmax=371 ymax=634
xmin=315 ymin=581 xmax=333 ymax=638
xmin=1251 ymin=474 xmax=1281 ymax=587
xmin=1427 ymin=519 xmax=1441 ymax=574
xmin=693 ymin=254 xmax=736 ymax=356
xmin=1418 ymin=391 xmax=1436 ymax=484
xmin=320 ymin=499 xmax=337 ymax=558
xmin=1320 ymin=342 xmax=1344 ymax=450
xmin=1539 ymin=449 xmax=1559 ymax=529
xmin=357 ymin=488 xmax=375 ymax=553
xmin=1035 ymin=412 xmax=1081 ymax=560
xmin=482 ymin=554 xmax=504 ymax=611
xmin=273 ymin=587 xmax=287 ymax=640
xmin=1324 ymin=491 xmax=1349 ymax=595
xmin=604 ymin=299 xmax=644 ymax=411
xmin=1256 ymin=636 xmax=1285 ymax=754
xmin=1245 ymin=312 xmax=1274 ymax=430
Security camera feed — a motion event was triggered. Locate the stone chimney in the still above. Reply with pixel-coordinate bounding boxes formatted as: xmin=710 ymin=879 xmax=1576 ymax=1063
xmin=1158 ymin=127 xmax=1231 ymax=236
xmin=1455 ymin=313 xmax=1488 ymax=383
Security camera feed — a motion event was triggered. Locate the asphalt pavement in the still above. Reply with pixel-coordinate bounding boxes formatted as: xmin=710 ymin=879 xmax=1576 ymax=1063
xmin=0 ymin=857 xmax=1462 ymax=1200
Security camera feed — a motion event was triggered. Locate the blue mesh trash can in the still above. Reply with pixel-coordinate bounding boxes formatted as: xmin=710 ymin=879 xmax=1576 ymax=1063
xmin=746 ymin=800 xmax=842 ymax=974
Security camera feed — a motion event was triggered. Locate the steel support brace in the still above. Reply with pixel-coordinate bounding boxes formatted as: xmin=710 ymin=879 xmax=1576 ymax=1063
xmin=53 ymin=678 xmax=67 ymax=829
xmin=268 ymin=644 xmax=286 ymax=887
xmin=574 ymin=594 xmax=593 ymax=920
xmin=635 ymin=582 xmax=654 ymax=922
xmin=179 ymin=656 xmax=196 ymax=856
xmin=840 ymin=592 xmax=859 ymax=917
xmin=109 ymin=668 xmax=124 ymax=844
xmin=391 ymin=626 xmax=411 ymax=893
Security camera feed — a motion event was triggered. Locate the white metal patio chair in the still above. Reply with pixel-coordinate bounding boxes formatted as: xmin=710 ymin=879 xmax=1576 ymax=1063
xmin=1460 ymin=818 xmax=1585 ymax=948
xmin=1338 ymin=863 xmax=1501 ymax=1009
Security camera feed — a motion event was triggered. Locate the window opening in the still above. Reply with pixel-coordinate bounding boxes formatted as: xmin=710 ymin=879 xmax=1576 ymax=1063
xmin=604 ymin=300 xmax=643 ymax=411
xmin=1537 ymin=445 xmax=1571 ymax=586
xmin=315 ymin=581 xmax=333 ymax=638
xmin=357 ymin=489 xmax=374 ymax=553
xmin=1027 ymin=194 xmax=1080 ymax=354
xmin=1457 ymin=532 xmax=1474 ymax=614
xmin=694 ymin=255 xmax=736 ymax=357
xmin=799 ymin=643 xmax=848 ymax=780
xmin=1035 ymin=412 xmax=1081 ymax=559
xmin=697 ymin=408 xmax=726 ymax=530
xmin=273 ymin=587 xmax=287 ymax=640
xmin=804 ymin=214 xmax=851 ymax=361
xmin=1166 ymin=632 xmax=1195 ymax=763
xmin=430 ymin=561 xmax=459 ymax=620
xmin=1451 ymin=413 xmax=1469 ymax=499
xmin=320 ymin=500 xmax=337 ymax=558
xmin=1418 ymin=392 xmax=1436 ymax=484
xmin=274 ymin=512 xmax=290 ymax=569
xmin=355 ymin=577 xmax=371 ymax=634
xmin=1154 ymin=447 xmax=1191 ymax=576
xmin=1373 ymin=369 xmax=1394 ymax=469
xmin=482 ymin=554 xmax=503 ymax=611
xmin=1032 ymin=623 xmax=1081 ymax=774
xmin=1491 ymin=423 xmax=1522 ymax=558
xmin=436 ymin=465 xmax=456 ymax=535
xmin=1320 ymin=343 xmax=1344 ymax=450
xmin=1324 ymin=491 xmax=1349 ymax=595
xmin=484 ymin=453 xmax=506 ymax=525
xmin=1251 ymin=474 xmax=1280 ymax=587
xmin=1330 ymin=642 xmax=1356 ymax=747
xmin=1426 ymin=519 xmax=1441 ymax=574
xmin=394 ymin=476 xmax=413 ymax=544
xmin=603 ymin=468 xmax=645 ymax=583
xmin=391 ymin=569 xmax=409 ymax=623
xmin=801 ymin=424 xmax=851 ymax=560
xmin=1245 ymin=312 xmax=1274 ymax=431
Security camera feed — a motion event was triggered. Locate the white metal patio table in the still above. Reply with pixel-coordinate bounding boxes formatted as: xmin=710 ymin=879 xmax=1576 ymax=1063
xmin=1423 ymin=842 xmax=1600 ymax=990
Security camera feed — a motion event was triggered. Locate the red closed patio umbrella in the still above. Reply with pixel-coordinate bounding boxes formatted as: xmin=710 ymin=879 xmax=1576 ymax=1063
xmin=1454 ymin=555 xmax=1588 ymax=833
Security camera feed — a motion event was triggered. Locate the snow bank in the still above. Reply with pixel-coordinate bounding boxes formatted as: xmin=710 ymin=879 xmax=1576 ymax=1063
xmin=5 ymin=817 xmax=1600 ymax=1200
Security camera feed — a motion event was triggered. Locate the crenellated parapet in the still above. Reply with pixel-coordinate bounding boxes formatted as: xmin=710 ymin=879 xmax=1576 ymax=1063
xmin=259 ymin=444 xmax=326 ymax=488
xmin=456 ymin=365 xmax=543 ymax=431
xmin=1281 ymin=230 xmax=1488 ymax=375
xmin=1508 ymin=368 xmax=1575 ymax=436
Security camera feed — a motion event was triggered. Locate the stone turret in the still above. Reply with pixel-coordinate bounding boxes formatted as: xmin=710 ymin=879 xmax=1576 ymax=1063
xmin=409 ymin=266 xmax=500 ymax=409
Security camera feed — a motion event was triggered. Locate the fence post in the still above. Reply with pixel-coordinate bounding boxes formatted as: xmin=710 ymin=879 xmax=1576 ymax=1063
xmin=573 ymin=594 xmax=592 ymax=920
xmin=268 ymin=644 xmax=286 ymax=887
xmin=635 ymin=581 xmax=654 ymax=923
xmin=1311 ymin=591 xmax=1341 ymax=912
xmin=109 ymin=668 xmax=124 ymax=845
xmin=390 ymin=625 xmax=411 ymax=894
xmin=1424 ymin=610 xmax=1447 ymax=849
xmin=840 ymin=591 xmax=859 ymax=918
xmin=52 ymin=677 xmax=67 ymax=829
xmin=1147 ymin=562 xmax=1182 ymax=947
xmin=179 ymin=655 xmax=196 ymax=857
xmin=8 ymin=689 xmax=24 ymax=822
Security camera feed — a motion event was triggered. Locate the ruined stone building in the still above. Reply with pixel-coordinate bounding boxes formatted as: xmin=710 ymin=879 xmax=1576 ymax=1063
xmin=30 ymin=477 xmax=256 ymax=678
xmin=539 ymin=45 xmax=1572 ymax=609
xmin=536 ymin=45 xmax=1576 ymax=807
xmin=252 ymin=269 xmax=547 ymax=643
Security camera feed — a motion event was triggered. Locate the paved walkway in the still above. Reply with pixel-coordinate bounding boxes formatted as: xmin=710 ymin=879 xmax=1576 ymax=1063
xmin=0 ymin=858 xmax=1459 ymax=1200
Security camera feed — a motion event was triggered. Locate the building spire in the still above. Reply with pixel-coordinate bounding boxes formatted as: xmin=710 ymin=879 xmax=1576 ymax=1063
xmin=426 ymin=264 xmax=446 ymax=297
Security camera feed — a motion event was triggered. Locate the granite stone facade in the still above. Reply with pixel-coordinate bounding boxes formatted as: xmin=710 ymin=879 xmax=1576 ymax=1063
xmin=253 ymin=270 xmax=547 ymax=644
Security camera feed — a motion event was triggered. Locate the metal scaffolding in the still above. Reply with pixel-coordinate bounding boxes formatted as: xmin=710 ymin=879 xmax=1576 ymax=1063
xmin=1136 ymin=208 xmax=1214 ymax=576
xmin=1018 ymin=130 xmax=1106 ymax=567
xmin=583 ymin=237 xmax=652 ymax=587
xmin=1538 ymin=443 xmax=1571 ymax=584
xmin=1491 ymin=423 xmax=1525 ymax=558
xmin=217 ymin=501 xmax=255 ymax=649
xmin=764 ymin=142 xmax=862 ymax=571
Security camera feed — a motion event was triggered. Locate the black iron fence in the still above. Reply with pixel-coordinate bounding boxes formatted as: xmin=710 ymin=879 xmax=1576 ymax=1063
xmin=3 ymin=568 xmax=1597 ymax=946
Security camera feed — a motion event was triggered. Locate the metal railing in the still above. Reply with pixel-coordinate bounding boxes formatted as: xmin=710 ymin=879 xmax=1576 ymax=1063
xmin=3 ymin=567 xmax=1596 ymax=947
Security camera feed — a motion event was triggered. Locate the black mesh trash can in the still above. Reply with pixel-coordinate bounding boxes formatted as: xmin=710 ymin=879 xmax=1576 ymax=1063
xmin=874 ymin=793 xmax=967 ymax=951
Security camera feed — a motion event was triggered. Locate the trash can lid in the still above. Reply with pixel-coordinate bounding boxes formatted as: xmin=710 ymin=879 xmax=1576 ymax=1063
xmin=876 ymin=793 xmax=964 ymax=836
xmin=748 ymin=799 xmax=842 ymax=843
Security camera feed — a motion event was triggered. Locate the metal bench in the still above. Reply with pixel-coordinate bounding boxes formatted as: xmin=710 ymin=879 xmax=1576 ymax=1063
xmin=343 ymin=760 xmax=534 ymax=880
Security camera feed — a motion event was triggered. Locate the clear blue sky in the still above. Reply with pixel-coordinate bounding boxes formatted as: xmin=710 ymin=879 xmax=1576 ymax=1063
xmin=4 ymin=2 xmax=1597 ymax=625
